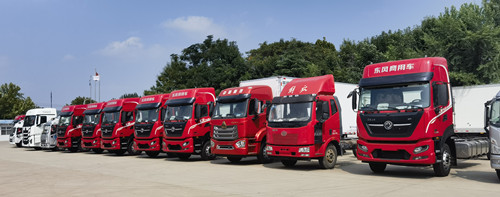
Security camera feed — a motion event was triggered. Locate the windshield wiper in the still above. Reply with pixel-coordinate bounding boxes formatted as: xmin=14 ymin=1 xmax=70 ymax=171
xmin=386 ymin=106 xmax=401 ymax=112
xmin=406 ymin=105 xmax=424 ymax=110
xmin=361 ymin=106 xmax=379 ymax=112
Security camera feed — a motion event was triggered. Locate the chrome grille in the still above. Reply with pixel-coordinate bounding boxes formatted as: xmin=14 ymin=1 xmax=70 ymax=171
xmin=213 ymin=125 xmax=238 ymax=141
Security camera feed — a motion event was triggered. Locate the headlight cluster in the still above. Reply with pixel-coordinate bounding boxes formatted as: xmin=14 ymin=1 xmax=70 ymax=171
xmin=413 ymin=145 xmax=429 ymax=154
xmin=265 ymin=146 xmax=273 ymax=151
xmin=235 ymin=140 xmax=246 ymax=148
xmin=210 ymin=140 xmax=215 ymax=148
xmin=298 ymin=147 xmax=310 ymax=153
xmin=358 ymin=144 xmax=368 ymax=152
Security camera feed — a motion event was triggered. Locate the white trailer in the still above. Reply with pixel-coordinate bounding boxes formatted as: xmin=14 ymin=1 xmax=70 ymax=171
xmin=22 ymin=108 xmax=58 ymax=149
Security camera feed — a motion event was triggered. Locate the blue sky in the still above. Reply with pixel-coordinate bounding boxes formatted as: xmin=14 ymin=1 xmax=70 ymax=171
xmin=0 ymin=0 xmax=478 ymax=109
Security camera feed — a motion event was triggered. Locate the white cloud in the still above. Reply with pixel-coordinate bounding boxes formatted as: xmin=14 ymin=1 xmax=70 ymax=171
xmin=162 ymin=16 xmax=226 ymax=38
xmin=99 ymin=37 xmax=144 ymax=57
xmin=62 ymin=54 xmax=75 ymax=61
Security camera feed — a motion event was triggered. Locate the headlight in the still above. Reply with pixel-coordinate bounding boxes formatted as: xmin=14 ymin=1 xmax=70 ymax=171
xmin=358 ymin=144 xmax=368 ymax=152
xmin=210 ymin=140 xmax=215 ymax=147
xmin=182 ymin=141 xmax=189 ymax=147
xmin=151 ymin=141 xmax=156 ymax=146
xmin=235 ymin=140 xmax=246 ymax=148
xmin=266 ymin=145 xmax=273 ymax=151
xmin=112 ymin=141 xmax=116 ymax=145
xmin=413 ymin=145 xmax=429 ymax=154
xmin=298 ymin=147 xmax=310 ymax=153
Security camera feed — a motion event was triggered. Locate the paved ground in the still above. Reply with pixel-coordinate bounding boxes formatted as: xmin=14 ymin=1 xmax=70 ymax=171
xmin=0 ymin=141 xmax=498 ymax=196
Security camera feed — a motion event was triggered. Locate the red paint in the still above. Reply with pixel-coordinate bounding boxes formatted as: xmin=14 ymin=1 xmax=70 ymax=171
xmin=81 ymin=102 xmax=106 ymax=149
xmin=56 ymin=104 xmax=87 ymax=149
xmin=100 ymin=98 xmax=140 ymax=151
xmin=133 ymin=93 xmax=169 ymax=153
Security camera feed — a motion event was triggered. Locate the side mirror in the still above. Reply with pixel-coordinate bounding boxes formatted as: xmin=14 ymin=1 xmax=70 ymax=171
xmin=120 ymin=113 xmax=126 ymax=126
xmin=348 ymin=90 xmax=358 ymax=111
xmin=253 ymin=99 xmax=260 ymax=115
xmin=194 ymin=104 xmax=201 ymax=120
xmin=433 ymin=82 xmax=449 ymax=108
xmin=484 ymin=102 xmax=491 ymax=133
xmin=208 ymin=102 xmax=214 ymax=117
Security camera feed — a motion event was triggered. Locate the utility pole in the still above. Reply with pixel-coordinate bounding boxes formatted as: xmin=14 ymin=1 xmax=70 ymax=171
xmin=93 ymin=69 xmax=100 ymax=102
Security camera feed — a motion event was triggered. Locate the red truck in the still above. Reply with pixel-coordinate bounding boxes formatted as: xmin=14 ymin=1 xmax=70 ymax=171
xmin=57 ymin=105 xmax=87 ymax=152
xmin=133 ymin=93 xmax=169 ymax=158
xmin=101 ymin=98 xmax=141 ymax=156
xmin=81 ymin=102 xmax=106 ymax=153
xmin=350 ymin=57 xmax=455 ymax=176
xmin=162 ymin=88 xmax=216 ymax=160
xmin=266 ymin=75 xmax=345 ymax=169
xmin=210 ymin=85 xmax=273 ymax=163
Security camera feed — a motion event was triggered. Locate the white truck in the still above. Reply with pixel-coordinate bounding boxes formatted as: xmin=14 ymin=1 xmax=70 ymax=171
xmin=22 ymin=108 xmax=58 ymax=150
xmin=485 ymin=89 xmax=500 ymax=181
xmin=40 ymin=117 xmax=59 ymax=150
xmin=239 ymin=76 xmax=358 ymax=154
xmin=10 ymin=119 xmax=24 ymax=147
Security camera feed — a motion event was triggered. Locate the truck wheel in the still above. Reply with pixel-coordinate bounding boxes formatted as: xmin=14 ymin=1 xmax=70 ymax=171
xmin=114 ymin=149 xmax=126 ymax=156
xmin=257 ymin=141 xmax=273 ymax=164
xmin=127 ymin=141 xmax=142 ymax=155
xmin=281 ymin=159 xmax=297 ymax=167
xmin=92 ymin=148 xmax=103 ymax=154
xmin=51 ymin=146 xmax=59 ymax=151
xmin=16 ymin=142 xmax=22 ymax=147
xmin=433 ymin=143 xmax=452 ymax=177
xmin=227 ymin=156 xmax=242 ymax=163
xmin=200 ymin=141 xmax=216 ymax=160
xmin=146 ymin=151 xmax=160 ymax=158
xmin=178 ymin=153 xmax=191 ymax=160
xmin=496 ymin=169 xmax=500 ymax=181
xmin=352 ymin=148 xmax=357 ymax=157
xmin=369 ymin=162 xmax=387 ymax=173
xmin=319 ymin=144 xmax=338 ymax=169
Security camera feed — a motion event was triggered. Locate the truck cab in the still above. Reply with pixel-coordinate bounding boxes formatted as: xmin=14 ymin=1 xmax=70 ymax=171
xmin=133 ymin=93 xmax=169 ymax=158
xmin=81 ymin=102 xmax=106 ymax=154
xmin=10 ymin=115 xmax=25 ymax=147
xmin=40 ymin=117 xmax=59 ymax=150
xmin=57 ymin=105 xmax=87 ymax=152
xmin=210 ymin=85 xmax=273 ymax=163
xmin=266 ymin=75 xmax=343 ymax=169
xmin=485 ymin=90 xmax=500 ymax=181
xmin=101 ymin=98 xmax=140 ymax=155
xmin=22 ymin=108 xmax=58 ymax=149
xmin=162 ymin=88 xmax=215 ymax=160
xmin=351 ymin=57 xmax=455 ymax=176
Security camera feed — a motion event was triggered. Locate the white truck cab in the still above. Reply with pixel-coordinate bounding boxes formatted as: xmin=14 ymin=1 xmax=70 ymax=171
xmin=10 ymin=120 xmax=24 ymax=147
xmin=22 ymin=108 xmax=58 ymax=149
xmin=40 ymin=117 xmax=59 ymax=150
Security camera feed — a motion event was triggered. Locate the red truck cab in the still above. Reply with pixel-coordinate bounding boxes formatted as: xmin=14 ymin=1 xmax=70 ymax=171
xmin=57 ymin=105 xmax=87 ymax=152
xmin=352 ymin=57 xmax=455 ymax=176
xmin=210 ymin=85 xmax=273 ymax=163
xmin=101 ymin=98 xmax=141 ymax=156
xmin=133 ymin=93 xmax=169 ymax=158
xmin=81 ymin=102 xmax=106 ymax=154
xmin=266 ymin=75 xmax=343 ymax=169
xmin=162 ymin=88 xmax=216 ymax=160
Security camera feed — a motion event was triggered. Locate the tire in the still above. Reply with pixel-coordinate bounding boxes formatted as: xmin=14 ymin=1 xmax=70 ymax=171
xmin=281 ymin=159 xmax=297 ymax=167
xmin=319 ymin=144 xmax=338 ymax=169
xmin=92 ymin=148 xmax=104 ymax=154
xmin=146 ymin=151 xmax=160 ymax=158
xmin=178 ymin=153 xmax=191 ymax=160
xmin=257 ymin=141 xmax=273 ymax=164
xmin=51 ymin=146 xmax=60 ymax=151
xmin=433 ymin=143 xmax=452 ymax=177
xmin=34 ymin=147 xmax=42 ymax=150
xmin=16 ymin=142 xmax=22 ymax=147
xmin=496 ymin=169 xmax=500 ymax=181
xmin=369 ymin=162 xmax=387 ymax=173
xmin=200 ymin=140 xmax=216 ymax=160
xmin=114 ymin=149 xmax=126 ymax=156
xmin=352 ymin=148 xmax=357 ymax=157
xmin=127 ymin=140 xmax=142 ymax=155
xmin=227 ymin=156 xmax=242 ymax=163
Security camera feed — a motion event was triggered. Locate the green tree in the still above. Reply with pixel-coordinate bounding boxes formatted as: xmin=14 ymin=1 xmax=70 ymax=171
xmin=0 ymin=83 xmax=37 ymax=119
xmin=69 ymin=96 xmax=96 ymax=105
xmin=120 ymin=92 xmax=139 ymax=99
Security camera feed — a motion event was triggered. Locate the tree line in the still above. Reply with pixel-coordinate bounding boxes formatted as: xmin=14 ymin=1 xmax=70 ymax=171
xmin=146 ymin=0 xmax=500 ymax=96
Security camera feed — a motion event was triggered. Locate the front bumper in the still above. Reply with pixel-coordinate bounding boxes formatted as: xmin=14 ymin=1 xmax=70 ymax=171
xmin=162 ymin=138 xmax=194 ymax=153
xmin=356 ymin=138 xmax=436 ymax=165
xmin=134 ymin=137 xmax=161 ymax=151
xmin=491 ymin=154 xmax=500 ymax=169
xmin=212 ymin=138 xmax=256 ymax=156
xmin=266 ymin=144 xmax=319 ymax=159
xmin=82 ymin=137 xmax=101 ymax=149
xmin=101 ymin=138 xmax=122 ymax=150
xmin=57 ymin=137 xmax=73 ymax=148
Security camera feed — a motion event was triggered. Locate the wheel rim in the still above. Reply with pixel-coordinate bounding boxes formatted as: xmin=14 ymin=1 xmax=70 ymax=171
xmin=442 ymin=149 xmax=450 ymax=170
xmin=131 ymin=142 xmax=136 ymax=153
xmin=326 ymin=148 xmax=335 ymax=163
xmin=205 ymin=144 xmax=212 ymax=157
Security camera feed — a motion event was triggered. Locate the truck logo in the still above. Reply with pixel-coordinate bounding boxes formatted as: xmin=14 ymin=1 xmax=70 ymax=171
xmin=383 ymin=120 xmax=393 ymax=130
xmin=300 ymin=85 xmax=308 ymax=93
xmin=170 ymin=126 xmax=175 ymax=132
xmin=288 ymin=86 xmax=296 ymax=94
xmin=139 ymin=128 xmax=145 ymax=133
xmin=222 ymin=121 xmax=227 ymax=129
xmin=374 ymin=63 xmax=415 ymax=74
xmin=281 ymin=131 xmax=287 ymax=136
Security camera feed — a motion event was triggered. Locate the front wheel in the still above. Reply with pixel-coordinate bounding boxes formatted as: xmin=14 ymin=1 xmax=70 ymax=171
xmin=200 ymin=141 xmax=216 ymax=160
xmin=281 ymin=159 xmax=297 ymax=167
xmin=433 ymin=143 xmax=452 ymax=177
xmin=257 ymin=141 xmax=273 ymax=164
xmin=16 ymin=142 xmax=22 ymax=147
xmin=127 ymin=140 xmax=142 ymax=155
xmin=369 ymin=162 xmax=387 ymax=173
xmin=319 ymin=144 xmax=338 ymax=169
xmin=146 ymin=151 xmax=160 ymax=158
xmin=496 ymin=169 xmax=500 ymax=181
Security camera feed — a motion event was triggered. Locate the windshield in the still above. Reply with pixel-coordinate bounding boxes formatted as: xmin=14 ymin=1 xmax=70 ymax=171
xmin=213 ymin=100 xmax=248 ymax=119
xmin=23 ymin=116 xmax=36 ymax=127
xmin=268 ymin=102 xmax=312 ymax=122
xmin=83 ymin=113 xmax=101 ymax=125
xmin=58 ymin=116 xmax=71 ymax=126
xmin=165 ymin=104 xmax=193 ymax=121
xmin=136 ymin=108 xmax=160 ymax=123
xmin=102 ymin=111 xmax=120 ymax=124
xmin=490 ymin=100 xmax=500 ymax=125
xmin=359 ymin=83 xmax=430 ymax=111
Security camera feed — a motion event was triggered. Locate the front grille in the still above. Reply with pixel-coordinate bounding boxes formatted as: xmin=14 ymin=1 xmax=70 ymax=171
xmin=82 ymin=125 xmax=96 ymax=137
xmin=101 ymin=125 xmax=115 ymax=138
xmin=57 ymin=126 xmax=67 ymax=138
xmin=135 ymin=124 xmax=153 ymax=138
xmin=360 ymin=111 xmax=423 ymax=138
xmin=167 ymin=144 xmax=182 ymax=150
xmin=22 ymin=128 xmax=29 ymax=144
xmin=138 ymin=144 xmax=150 ymax=149
xmin=164 ymin=122 xmax=186 ymax=137
xmin=84 ymin=142 xmax=93 ymax=146
xmin=272 ymin=132 xmax=298 ymax=145
xmin=217 ymin=145 xmax=234 ymax=150
xmin=213 ymin=125 xmax=238 ymax=140
xmin=103 ymin=143 xmax=112 ymax=148
xmin=41 ymin=133 xmax=48 ymax=144
xmin=372 ymin=149 xmax=411 ymax=160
